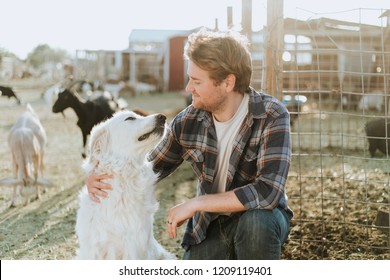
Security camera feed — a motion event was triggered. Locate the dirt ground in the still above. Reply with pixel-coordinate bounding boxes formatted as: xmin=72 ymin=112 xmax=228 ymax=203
xmin=0 ymin=79 xmax=389 ymax=260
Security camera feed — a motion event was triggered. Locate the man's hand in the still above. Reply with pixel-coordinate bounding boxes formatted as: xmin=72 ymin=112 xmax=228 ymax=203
xmin=166 ymin=199 xmax=197 ymax=239
xmin=165 ymin=191 xmax=246 ymax=239
xmin=86 ymin=172 xmax=113 ymax=203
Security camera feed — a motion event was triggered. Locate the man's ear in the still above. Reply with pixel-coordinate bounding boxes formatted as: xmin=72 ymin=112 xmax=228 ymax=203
xmin=224 ymin=74 xmax=236 ymax=92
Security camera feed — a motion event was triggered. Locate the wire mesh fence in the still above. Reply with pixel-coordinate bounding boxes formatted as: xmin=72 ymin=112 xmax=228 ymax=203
xmin=272 ymin=8 xmax=390 ymax=259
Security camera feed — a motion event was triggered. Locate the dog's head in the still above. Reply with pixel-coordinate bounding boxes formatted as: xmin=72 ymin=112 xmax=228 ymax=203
xmin=86 ymin=110 xmax=167 ymax=165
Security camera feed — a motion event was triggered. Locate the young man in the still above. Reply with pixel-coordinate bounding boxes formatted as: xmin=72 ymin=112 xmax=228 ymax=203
xmin=87 ymin=28 xmax=293 ymax=259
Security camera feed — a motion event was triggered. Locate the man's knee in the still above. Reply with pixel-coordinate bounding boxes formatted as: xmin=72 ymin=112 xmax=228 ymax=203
xmin=236 ymin=208 xmax=290 ymax=242
xmin=237 ymin=210 xmax=277 ymax=237
xmin=234 ymin=209 xmax=290 ymax=259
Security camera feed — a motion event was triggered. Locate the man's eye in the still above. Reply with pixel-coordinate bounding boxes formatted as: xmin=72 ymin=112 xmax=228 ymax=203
xmin=125 ymin=116 xmax=136 ymax=121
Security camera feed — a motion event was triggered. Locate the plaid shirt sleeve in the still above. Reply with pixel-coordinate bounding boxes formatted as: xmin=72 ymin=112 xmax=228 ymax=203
xmin=233 ymin=98 xmax=292 ymax=211
xmin=147 ymin=114 xmax=185 ymax=181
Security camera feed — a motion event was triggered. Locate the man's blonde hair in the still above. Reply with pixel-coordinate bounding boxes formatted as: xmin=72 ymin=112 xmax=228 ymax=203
xmin=184 ymin=28 xmax=252 ymax=94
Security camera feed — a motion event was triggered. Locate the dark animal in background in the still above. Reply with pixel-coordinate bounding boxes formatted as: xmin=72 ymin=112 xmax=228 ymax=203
xmin=52 ymin=89 xmax=120 ymax=158
xmin=0 ymin=85 xmax=21 ymax=104
xmin=365 ymin=119 xmax=390 ymax=157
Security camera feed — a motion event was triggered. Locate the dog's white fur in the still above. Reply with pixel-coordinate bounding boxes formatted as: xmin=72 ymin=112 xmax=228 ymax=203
xmin=75 ymin=110 xmax=174 ymax=260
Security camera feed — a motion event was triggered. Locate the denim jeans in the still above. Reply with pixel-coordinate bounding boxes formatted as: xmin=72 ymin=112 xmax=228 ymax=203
xmin=182 ymin=208 xmax=290 ymax=260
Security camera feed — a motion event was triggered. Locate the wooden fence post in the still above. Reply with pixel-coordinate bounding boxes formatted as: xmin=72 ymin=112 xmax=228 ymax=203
xmin=263 ymin=0 xmax=284 ymax=100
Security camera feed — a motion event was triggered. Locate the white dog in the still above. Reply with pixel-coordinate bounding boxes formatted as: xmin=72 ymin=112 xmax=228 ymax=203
xmin=75 ymin=110 xmax=174 ymax=260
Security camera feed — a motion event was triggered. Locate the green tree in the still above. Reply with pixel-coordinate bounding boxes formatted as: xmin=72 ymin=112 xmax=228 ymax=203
xmin=27 ymin=44 xmax=70 ymax=68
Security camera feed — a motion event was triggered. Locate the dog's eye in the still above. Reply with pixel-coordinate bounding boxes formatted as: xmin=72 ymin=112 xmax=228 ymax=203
xmin=125 ymin=116 xmax=136 ymax=121
xmin=138 ymin=134 xmax=148 ymax=141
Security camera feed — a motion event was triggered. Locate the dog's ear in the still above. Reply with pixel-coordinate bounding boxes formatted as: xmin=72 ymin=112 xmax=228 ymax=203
xmin=88 ymin=124 xmax=111 ymax=164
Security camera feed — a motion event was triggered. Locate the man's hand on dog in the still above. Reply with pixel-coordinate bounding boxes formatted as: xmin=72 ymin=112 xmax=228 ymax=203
xmin=86 ymin=172 xmax=113 ymax=203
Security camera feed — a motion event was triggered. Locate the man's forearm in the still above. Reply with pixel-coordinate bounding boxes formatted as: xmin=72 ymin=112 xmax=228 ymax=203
xmin=192 ymin=191 xmax=246 ymax=213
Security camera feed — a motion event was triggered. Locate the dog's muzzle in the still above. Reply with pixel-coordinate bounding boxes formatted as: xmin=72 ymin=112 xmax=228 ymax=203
xmin=138 ymin=114 xmax=166 ymax=141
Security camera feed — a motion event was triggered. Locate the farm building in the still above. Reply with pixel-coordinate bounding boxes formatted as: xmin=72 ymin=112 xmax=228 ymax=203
xmin=281 ymin=16 xmax=390 ymax=110
xmin=124 ymin=29 xmax=193 ymax=92
xmin=73 ymin=49 xmax=123 ymax=83
xmin=73 ymin=29 xmax=194 ymax=92
xmin=0 ymin=56 xmax=29 ymax=79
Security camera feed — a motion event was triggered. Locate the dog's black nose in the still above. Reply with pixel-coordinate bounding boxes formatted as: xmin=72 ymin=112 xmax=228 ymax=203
xmin=156 ymin=114 xmax=166 ymax=124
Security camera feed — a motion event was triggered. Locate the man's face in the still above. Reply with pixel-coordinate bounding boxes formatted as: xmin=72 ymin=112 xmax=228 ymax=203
xmin=185 ymin=60 xmax=227 ymax=113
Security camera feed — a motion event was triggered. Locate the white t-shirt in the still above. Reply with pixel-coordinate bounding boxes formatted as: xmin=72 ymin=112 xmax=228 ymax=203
xmin=213 ymin=93 xmax=249 ymax=195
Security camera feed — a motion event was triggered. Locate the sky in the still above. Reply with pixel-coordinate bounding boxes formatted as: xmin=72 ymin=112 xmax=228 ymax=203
xmin=0 ymin=0 xmax=389 ymax=59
